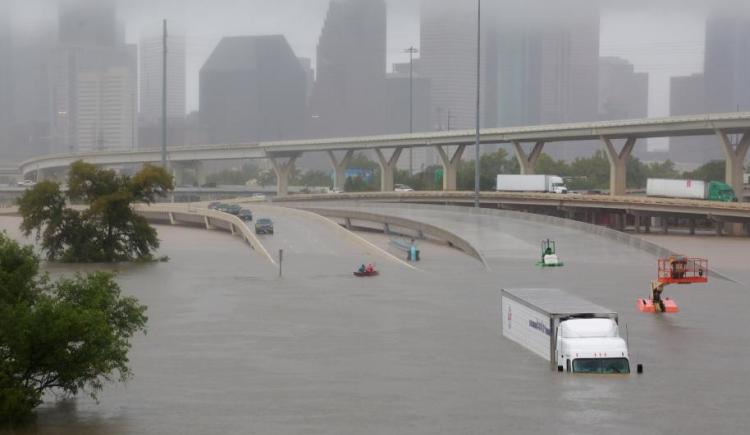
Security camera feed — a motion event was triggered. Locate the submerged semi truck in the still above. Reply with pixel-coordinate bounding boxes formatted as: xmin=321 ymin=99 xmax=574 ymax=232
xmin=646 ymin=178 xmax=737 ymax=202
xmin=501 ymin=288 xmax=638 ymax=374
xmin=496 ymin=174 xmax=568 ymax=194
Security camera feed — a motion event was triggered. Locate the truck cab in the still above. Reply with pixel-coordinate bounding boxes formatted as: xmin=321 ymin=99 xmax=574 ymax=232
xmin=556 ymin=318 xmax=630 ymax=374
xmin=548 ymin=176 xmax=568 ymax=194
xmin=706 ymin=181 xmax=737 ymax=202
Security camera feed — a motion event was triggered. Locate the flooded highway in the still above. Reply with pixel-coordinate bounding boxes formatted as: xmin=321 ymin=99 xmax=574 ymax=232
xmin=2 ymin=203 xmax=750 ymax=434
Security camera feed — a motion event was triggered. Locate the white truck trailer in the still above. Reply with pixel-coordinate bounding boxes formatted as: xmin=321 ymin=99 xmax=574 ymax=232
xmin=496 ymin=174 xmax=568 ymax=193
xmin=646 ymin=178 xmax=736 ymax=202
xmin=501 ymin=288 xmax=637 ymax=374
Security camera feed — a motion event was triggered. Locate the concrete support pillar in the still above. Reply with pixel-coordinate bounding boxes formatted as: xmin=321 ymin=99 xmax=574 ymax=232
xmin=171 ymin=165 xmax=187 ymax=187
xmin=195 ymin=163 xmax=207 ymax=187
xmin=689 ymin=218 xmax=696 ymax=235
xmin=717 ymin=130 xmax=750 ymax=203
xmin=511 ymin=141 xmax=545 ymax=175
xmin=601 ymin=137 xmax=636 ymax=196
xmin=375 ymin=148 xmax=403 ymax=192
xmin=717 ymin=130 xmax=749 ymax=235
xmin=435 ymin=145 xmax=466 ymax=191
xmin=327 ymin=150 xmax=354 ymax=190
xmin=661 ymin=218 xmax=669 ymax=234
xmin=269 ymin=155 xmax=299 ymax=197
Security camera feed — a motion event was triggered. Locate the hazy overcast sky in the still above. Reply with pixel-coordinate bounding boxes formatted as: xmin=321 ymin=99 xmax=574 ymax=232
xmin=8 ymin=0 xmax=722 ymax=124
xmin=115 ymin=0 xmax=710 ymax=120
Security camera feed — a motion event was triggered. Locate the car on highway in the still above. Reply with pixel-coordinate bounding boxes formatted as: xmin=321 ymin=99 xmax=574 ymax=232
xmin=251 ymin=193 xmax=267 ymax=200
xmin=225 ymin=204 xmax=242 ymax=215
xmin=17 ymin=180 xmax=36 ymax=187
xmin=255 ymin=218 xmax=274 ymax=235
xmin=394 ymin=184 xmax=414 ymax=192
xmin=207 ymin=201 xmax=222 ymax=209
xmin=238 ymin=209 xmax=253 ymax=222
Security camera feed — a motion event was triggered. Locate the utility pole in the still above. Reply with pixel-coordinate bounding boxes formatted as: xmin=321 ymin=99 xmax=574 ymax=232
xmin=161 ymin=19 xmax=168 ymax=169
xmin=473 ymin=0 xmax=481 ymax=208
xmin=404 ymin=46 xmax=418 ymax=175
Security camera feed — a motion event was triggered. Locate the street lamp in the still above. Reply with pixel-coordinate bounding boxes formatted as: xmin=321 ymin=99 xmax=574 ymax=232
xmin=404 ymin=46 xmax=419 ymax=176
xmin=474 ymin=0 xmax=481 ymax=208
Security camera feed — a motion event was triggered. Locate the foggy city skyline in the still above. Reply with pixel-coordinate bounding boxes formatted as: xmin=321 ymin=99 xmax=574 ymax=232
xmin=2 ymin=0 xmax=750 ymax=164
xmin=3 ymin=0 xmax=730 ymax=117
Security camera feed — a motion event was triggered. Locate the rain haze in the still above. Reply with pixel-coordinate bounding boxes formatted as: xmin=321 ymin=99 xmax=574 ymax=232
xmin=3 ymin=1 xmax=750 ymax=434
xmin=3 ymin=0 xmax=750 ymax=165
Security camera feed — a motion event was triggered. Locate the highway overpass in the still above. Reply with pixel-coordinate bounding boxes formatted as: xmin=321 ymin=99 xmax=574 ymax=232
xmin=16 ymin=112 xmax=750 ymax=200
xmin=273 ymin=191 xmax=750 ymax=236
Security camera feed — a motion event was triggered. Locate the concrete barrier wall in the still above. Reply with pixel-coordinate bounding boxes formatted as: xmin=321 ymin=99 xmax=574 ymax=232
xmin=133 ymin=204 xmax=275 ymax=265
xmin=360 ymin=202 xmax=738 ymax=282
xmin=296 ymin=206 xmax=489 ymax=268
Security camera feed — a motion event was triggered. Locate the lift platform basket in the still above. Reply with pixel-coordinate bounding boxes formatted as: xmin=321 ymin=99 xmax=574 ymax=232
xmin=656 ymin=256 xmax=708 ymax=284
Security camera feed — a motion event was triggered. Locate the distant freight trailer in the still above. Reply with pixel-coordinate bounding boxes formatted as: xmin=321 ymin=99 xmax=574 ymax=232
xmin=646 ymin=178 xmax=736 ymax=202
xmin=496 ymin=174 xmax=568 ymax=194
xmin=501 ymin=288 xmax=640 ymax=374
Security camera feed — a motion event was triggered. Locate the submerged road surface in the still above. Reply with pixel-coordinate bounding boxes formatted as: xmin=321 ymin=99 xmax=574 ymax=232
xmin=1 ymin=203 xmax=749 ymax=435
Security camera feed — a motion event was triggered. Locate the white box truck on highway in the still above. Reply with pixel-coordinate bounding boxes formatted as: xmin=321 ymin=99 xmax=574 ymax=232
xmin=646 ymin=178 xmax=737 ymax=202
xmin=501 ymin=288 xmax=634 ymax=374
xmin=496 ymin=174 xmax=568 ymax=193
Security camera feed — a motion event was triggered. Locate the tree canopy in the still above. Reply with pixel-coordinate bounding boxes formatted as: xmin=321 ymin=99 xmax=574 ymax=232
xmin=18 ymin=161 xmax=173 ymax=263
xmin=0 ymin=233 xmax=147 ymax=425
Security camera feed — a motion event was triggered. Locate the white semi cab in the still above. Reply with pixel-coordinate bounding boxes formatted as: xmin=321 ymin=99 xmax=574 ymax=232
xmin=501 ymin=288 xmax=632 ymax=374
xmin=496 ymin=174 xmax=568 ymax=194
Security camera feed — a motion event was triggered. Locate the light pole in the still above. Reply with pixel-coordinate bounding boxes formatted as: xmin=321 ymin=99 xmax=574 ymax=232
xmin=473 ymin=0 xmax=481 ymax=208
xmin=161 ymin=19 xmax=168 ymax=169
xmin=404 ymin=46 xmax=418 ymax=175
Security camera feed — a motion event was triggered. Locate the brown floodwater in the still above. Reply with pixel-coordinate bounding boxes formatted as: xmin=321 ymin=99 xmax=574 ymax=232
xmin=1 ymin=204 xmax=749 ymax=435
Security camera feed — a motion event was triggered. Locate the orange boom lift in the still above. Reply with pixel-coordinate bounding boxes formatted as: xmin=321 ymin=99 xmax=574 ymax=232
xmin=637 ymin=255 xmax=708 ymax=313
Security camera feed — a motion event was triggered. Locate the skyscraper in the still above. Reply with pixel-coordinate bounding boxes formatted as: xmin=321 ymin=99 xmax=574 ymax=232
xmin=311 ymin=0 xmax=387 ymax=137
xmin=540 ymin=0 xmax=599 ymax=127
xmin=419 ymin=0 xmax=477 ymax=130
xmin=704 ymin=13 xmax=750 ymax=113
xmin=58 ymin=0 xmax=122 ymax=47
xmin=669 ymin=73 xmax=718 ymax=165
xmin=200 ymin=35 xmax=307 ymax=144
xmin=482 ymin=0 xmax=600 ymax=159
xmin=138 ymin=29 xmax=186 ymax=148
xmin=52 ymin=0 xmax=137 ymax=152
xmin=669 ymin=10 xmax=750 ymax=166
xmin=599 ymin=57 xmax=648 ymax=121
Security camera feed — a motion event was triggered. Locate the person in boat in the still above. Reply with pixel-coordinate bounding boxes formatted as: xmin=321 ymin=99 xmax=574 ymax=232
xmin=358 ymin=264 xmax=366 ymax=273
xmin=365 ymin=263 xmax=374 ymax=273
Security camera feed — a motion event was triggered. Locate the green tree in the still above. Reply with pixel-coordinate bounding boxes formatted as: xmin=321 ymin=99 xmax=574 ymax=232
xmin=567 ymin=150 xmax=611 ymax=190
xmin=457 ymin=148 xmax=518 ymax=190
xmin=683 ymin=160 xmax=725 ymax=182
xmin=644 ymin=160 xmax=681 ymax=180
xmin=344 ymin=176 xmax=376 ymax=192
xmin=0 ymin=233 xmax=147 ymax=425
xmin=295 ymin=170 xmax=332 ymax=187
xmin=18 ymin=161 xmax=173 ymax=263
xmin=206 ymin=163 xmax=260 ymax=186
xmin=535 ymin=153 xmax=570 ymax=176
